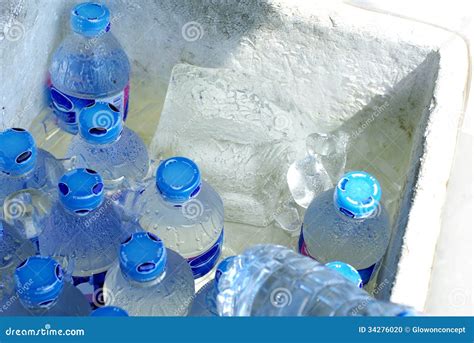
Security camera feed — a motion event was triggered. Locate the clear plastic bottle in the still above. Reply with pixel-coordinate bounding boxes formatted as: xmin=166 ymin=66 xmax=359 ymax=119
xmin=0 ymin=220 xmax=36 ymax=300
xmin=300 ymin=171 xmax=391 ymax=285
xmin=66 ymin=102 xmax=149 ymax=187
xmin=103 ymin=232 xmax=195 ymax=316
xmin=189 ymin=256 xmax=236 ymax=317
xmin=217 ymin=245 xmax=415 ymax=317
xmin=0 ymin=256 xmax=90 ymax=316
xmin=49 ymin=2 xmax=130 ymax=134
xmin=0 ymin=128 xmax=64 ymax=206
xmin=137 ymin=157 xmax=224 ymax=279
xmin=38 ymin=168 xmax=131 ymax=277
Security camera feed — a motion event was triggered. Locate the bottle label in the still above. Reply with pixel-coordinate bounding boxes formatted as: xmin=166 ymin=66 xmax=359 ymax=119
xmin=357 ymin=262 xmax=378 ymax=285
xmin=187 ymin=229 xmax=224 ymax=279
xmin=298 ymin=227 xmax=311 ymax=257
xmin=48 ymin=79 xmax=130 ymax=133
xmin=298 ymin=228 xmax=377 ymax=286
xmin=72 ymin=271 xmax=107 ymax=308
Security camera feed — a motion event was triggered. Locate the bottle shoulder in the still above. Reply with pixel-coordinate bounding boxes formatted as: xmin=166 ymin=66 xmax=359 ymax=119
xmin=304 ymin=188 xmax=390 ymax=229
xmin=50 ymin=32 xmax=130 ymax=97
xmin=140 ymin=180 xmax=224 ymax=220
xmin=47 ymin=198 xmax=124 ymax=230
xmin=105 ymin=248 xmax=194 ymax=296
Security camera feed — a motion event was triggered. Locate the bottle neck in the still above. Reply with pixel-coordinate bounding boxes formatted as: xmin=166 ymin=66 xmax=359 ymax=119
xmin=3 ymin=159 xmax=38 ymax=180
xmin=82 ymin=129 xmax=123 ymax=146
xmin=156 ymin=185 xmax=202 ymax=206
xmin=333 ymin=195 xmax=376 ymax=220
xmin=74 ymin=27 xmax=111 ymax=40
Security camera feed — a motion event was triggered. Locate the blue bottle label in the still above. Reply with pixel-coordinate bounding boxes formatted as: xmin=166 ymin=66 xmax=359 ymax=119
xmin=187 ymin=229 xmax=224 ymax=279
xmin=48 ymin=79 xmax=130 ymax=134
xmin=357 ymin=262 xmax=378 ymax=285
xmin=298 ymin=228 xmax=377 ymax=286
xmin=298 ymin=227 xmax=311 ymax=257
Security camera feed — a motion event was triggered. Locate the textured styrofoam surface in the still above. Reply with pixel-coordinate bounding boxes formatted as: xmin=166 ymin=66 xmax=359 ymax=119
xmin=0 ymin=0 xmax=469 ymax=312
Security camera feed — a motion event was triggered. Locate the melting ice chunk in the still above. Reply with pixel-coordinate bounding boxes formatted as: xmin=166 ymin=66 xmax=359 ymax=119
xmin=150 ymin=64 xmax=302 ymax=227
xmin=287 ymin=130 xmax=349 ymax=208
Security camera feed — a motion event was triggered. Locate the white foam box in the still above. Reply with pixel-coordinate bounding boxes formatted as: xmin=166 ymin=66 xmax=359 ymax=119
xmin=0 ymin=0 xmax=469 ymax=312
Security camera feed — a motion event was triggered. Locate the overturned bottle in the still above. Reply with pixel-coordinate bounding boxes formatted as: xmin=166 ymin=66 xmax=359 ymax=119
xmin=189 ymin=256 xmax=236 ymax=317
xmin=49 ymin=2 xmax=130 ymax=133
xmin=216 ymin=245 xmax=415 ymax=317
xmin=300 ymin=171 xmax=391 ymax=285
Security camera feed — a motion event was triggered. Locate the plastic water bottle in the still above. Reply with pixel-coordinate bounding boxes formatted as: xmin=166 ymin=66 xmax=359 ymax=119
xmin=0 ymin=128 xmax=64 ymax=205
xmin=0 ymin=220 xmax=36 ymax=300
xmin=189 ymin=256 xmax=236 ymax=317
xmin=0 ymin=256 xmax=90 ymax=316
xmin=91 ymin=306 xmax=128 ymax=317
xmin=103 ymin=232 xmax=195 ymax=316
xmin=67 ymin=102 xmax=149 ymax=186
xmin=216 ymin=245 xmax=415 ymax=316
xmin=49 ymin=2 xmax=130 ymax=134
xmin=299 ymin=171 xmax=391 ymax=285
xmin=137 ymin=157 xmax=224 ymax=279
xmin=38 ymin=169 xmax=131 ymax=279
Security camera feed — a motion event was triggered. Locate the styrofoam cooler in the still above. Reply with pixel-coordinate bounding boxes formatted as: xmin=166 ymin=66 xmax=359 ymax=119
xmin=0 ymin=0 xmax=468 ymax=312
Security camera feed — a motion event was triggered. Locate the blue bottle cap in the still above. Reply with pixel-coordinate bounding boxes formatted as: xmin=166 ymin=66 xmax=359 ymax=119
xmin=156 ymin=157 xmax=201 ymax=203
xmin=91 ymin=306 xmax=129 ymax=317
xmin=0 ymin=128 xmax=37 ymax=176
xmin=15 ymin=256 xmax=64 ymax=309
xmin=58 ymin=168 xmax=104 ymax=215
xmin=334 ymin=171 xmax=382 ymax=219
xmin=325 ymin=261 xmax=363 ymax=288
xmin=78 ymin=102 xmax=123 ymax=145
xmin=397 ymin=309 xmax=418 ymax=317
xmin=71 ymin=2 xmax=111 ymax=37
xmin=119 ymin=232 xmax=167 ymax=283
xmin=214 ymin=256 xmax=237 ymax=284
